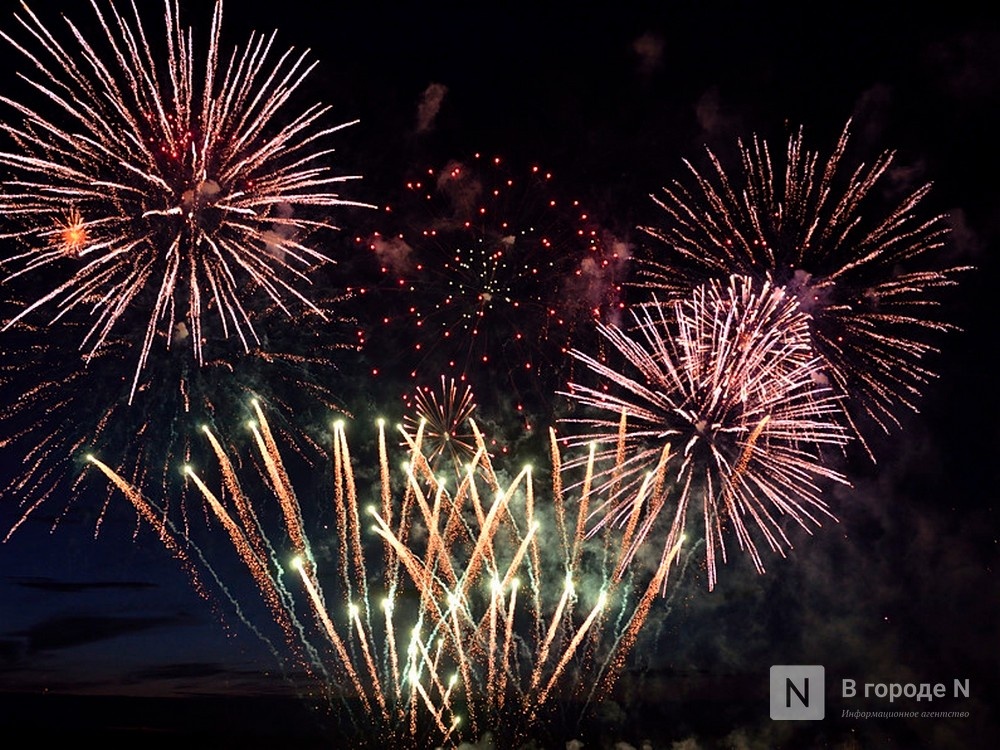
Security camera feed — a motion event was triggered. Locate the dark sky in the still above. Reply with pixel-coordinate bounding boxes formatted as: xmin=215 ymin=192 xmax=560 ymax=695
xmin=0 ymin=1 xmax=997 ymax=748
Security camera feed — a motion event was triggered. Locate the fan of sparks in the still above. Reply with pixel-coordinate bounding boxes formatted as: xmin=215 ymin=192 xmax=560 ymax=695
xmin=635 ymin=121 xmax=969 ymax=454
xmin=87 ymin=399 xmax=684 ymax=747
xmin=0 ymin=0 xmax=366 ymax=401
xmin=562 ymin=275 xmax=850 ymax=590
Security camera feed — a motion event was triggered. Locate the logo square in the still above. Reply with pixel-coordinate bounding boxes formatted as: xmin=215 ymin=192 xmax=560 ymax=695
xmin=770 ymin=665 xmax=825 ymax=720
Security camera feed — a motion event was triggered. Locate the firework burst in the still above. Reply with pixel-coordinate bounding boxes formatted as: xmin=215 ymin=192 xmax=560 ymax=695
xmin=636 ymin=121 xmax=969 ymax=454
xmin=360 ymin=153 xmax=628 ymax=417
xmin=562 ymin=275 xmax=850 ymax=590
xmin=0 ymin=1 xmax=367 ymax=401
xmin=401 ymin=376 xmax=479 ymax=472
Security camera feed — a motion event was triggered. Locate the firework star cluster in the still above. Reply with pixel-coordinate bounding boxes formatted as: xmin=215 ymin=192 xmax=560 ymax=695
xmin=0 ymin=1 xmax=976 ymax=747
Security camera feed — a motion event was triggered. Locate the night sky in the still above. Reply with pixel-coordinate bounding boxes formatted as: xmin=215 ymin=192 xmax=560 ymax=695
xmin=0 ymin=1 xmax=997 ymax=748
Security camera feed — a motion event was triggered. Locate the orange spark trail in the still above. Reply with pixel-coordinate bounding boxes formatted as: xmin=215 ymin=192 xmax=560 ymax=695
xmin=86 ymin=456 xmax=205 ymax=597
xmin=534 ymin=590 xmax=608 ymax=712
xmin=185 ymin=465 xmax=298 ymax=647
xmin=294 ymin=558 xmax=372 ymax=715
xmin=249 ymin=407 xmax=307 ymax=561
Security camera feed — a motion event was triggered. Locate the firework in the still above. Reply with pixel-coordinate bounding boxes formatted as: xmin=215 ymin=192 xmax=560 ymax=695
xmin=636 ymin=121 xmax=969 ymax=455
xmin=0 ymin=291 xmax=357 ymax=541
xmin=401 ymin=376 xmax=479 ymax=472
xmin=0 ymin=1 xmax=367 ymax=401
xmin=360 ymin=154 xmax=628 ymax=418
xmin=89 ymin=397 xmax=685 ymax=747
xmin=561 ymin=275 xmax=850 ymax=590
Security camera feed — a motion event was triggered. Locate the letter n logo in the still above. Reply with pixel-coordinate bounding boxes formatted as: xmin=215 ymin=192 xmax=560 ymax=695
xmin=770 ymin=665 xmax=825 ymax=720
